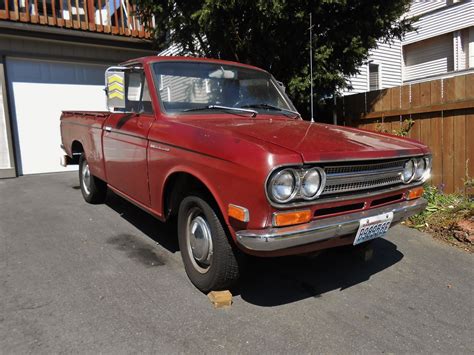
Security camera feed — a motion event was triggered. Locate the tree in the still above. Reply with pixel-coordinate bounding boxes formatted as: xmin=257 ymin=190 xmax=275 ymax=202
xmin=133 ymin=0 xmax=414 ymax=118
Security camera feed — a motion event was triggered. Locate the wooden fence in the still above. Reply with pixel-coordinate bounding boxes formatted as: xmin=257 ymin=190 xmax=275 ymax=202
xmin=336 ymin=73 xmax=474 ymax=194
xmin=0 ymin=0 xmax=153 ymax=38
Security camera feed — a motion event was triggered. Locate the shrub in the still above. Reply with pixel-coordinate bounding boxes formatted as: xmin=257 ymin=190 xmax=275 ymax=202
xmin=407 ymin=185 xmax=473 ymax=252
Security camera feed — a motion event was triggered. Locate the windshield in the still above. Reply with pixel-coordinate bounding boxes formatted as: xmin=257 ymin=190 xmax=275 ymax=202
xmin=151 ymin=61 xmax=297 ymax=115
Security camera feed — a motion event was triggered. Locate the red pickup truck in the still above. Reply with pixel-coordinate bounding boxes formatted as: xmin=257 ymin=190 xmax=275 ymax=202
xmin=60 ymin=56 xmax=430 ymax=292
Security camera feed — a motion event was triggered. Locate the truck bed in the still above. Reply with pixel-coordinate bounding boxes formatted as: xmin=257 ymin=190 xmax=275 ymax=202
xmin=60 ymin=110 xmax=111 ymax=181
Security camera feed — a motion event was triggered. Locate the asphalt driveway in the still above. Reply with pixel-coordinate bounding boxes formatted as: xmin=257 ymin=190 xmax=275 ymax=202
xmin=1 ymin=172 xmax=473 ymax=353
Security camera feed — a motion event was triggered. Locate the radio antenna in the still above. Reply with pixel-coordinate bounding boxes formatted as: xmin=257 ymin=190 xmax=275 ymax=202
xmin=309 ymin=13 xmax=314 ymax=123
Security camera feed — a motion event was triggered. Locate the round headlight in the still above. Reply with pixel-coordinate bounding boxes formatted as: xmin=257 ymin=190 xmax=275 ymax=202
xmin=269 ymin=169 xmax=299 ymax=203
xmin=301 ymin=168 xmax=322 ymax=199
xmin=414 ymin=157 xmax=425 ymax=180
xmin=402 ymin=159 xmax=416 ymax=183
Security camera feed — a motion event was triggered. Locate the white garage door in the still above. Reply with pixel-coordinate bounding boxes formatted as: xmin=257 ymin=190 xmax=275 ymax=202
xmin=6 ymin=58 xmax=109 ymax=175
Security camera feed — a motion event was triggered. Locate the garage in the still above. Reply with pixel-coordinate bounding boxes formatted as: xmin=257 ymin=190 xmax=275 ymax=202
xmin=6 ymin=58 xmax=109 ymax=175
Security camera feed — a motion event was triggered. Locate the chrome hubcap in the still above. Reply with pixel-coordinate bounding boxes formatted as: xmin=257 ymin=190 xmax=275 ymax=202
xmin=186 ymin=211 xmax=213 ymax=273
xmin=82 ymin=162 xmax=91 ymax=195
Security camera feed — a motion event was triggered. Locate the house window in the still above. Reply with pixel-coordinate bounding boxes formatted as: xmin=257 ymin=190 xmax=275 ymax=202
xmin=403 ymin=34 xmax=454 ymax=81
xmin=369 ymin=63 xmax=380 ymax=91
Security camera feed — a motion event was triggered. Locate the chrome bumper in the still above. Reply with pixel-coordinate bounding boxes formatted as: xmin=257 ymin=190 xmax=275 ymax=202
xmin=60 ymin=144 xmax=69 ymax=167
xmin=236 ymin=198 xmax=427 ymax=252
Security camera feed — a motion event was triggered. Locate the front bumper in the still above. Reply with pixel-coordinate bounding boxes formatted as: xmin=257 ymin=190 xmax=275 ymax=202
xmin=236 ymin=198 xmax=427 ymax=252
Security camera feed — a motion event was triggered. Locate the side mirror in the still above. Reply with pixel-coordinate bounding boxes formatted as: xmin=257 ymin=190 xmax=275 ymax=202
xmin=105 ymin=67 xmax=126 ymax=111
xmin=209 ymin=68 xmax=236 ymax=79
xmin=276 ymin=80 xmax=286 ymax=92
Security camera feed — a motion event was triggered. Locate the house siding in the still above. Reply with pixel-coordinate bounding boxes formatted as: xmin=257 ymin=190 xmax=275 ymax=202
xmin=369 ymin=41 xmax=403 ymax=88
xmin=406 ymin=0 xmax=448 ymax=18
xmin=344 ymin=1 xmax=474 ymax=95
xmin=346 ymin=65 xmax=368 ymax=94
xmin=344 ymin=41 xmax=402 ymax=95
xmin=454 ymin=29 xmax=470 ymax=70
xmin=0 ymin=36 xmax=153 ymax=64
xmin=403 ymin=1 xmax=474 ymax=45
xmin=470 ymin=27 xmax=474 ymax=67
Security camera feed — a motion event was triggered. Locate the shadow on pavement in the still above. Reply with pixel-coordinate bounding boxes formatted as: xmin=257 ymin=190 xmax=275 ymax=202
xmin=236 ymin=238 xmax=403 ymax=307
xmin=105 ymin=191 xmax=180 ymax=253
xmin=104 ymin=190 xmax=404 ymax=307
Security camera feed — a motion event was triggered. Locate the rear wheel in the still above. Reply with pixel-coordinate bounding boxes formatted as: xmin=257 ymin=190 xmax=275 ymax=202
xmin=79 ymin=154 xmax=107 ymax=204
xmin=177 ymin=195 xmax=242 ymax=292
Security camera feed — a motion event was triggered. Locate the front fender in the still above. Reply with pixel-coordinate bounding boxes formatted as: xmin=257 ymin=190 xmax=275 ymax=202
xmin=147 ymin=146 xmax=271 ymax=237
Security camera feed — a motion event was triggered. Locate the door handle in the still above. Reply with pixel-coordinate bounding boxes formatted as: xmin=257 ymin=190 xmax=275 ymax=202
xmin=104 ymin=126 xmax=112 ymax=132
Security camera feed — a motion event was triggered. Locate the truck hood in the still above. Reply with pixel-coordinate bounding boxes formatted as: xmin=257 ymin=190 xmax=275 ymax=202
xmin=178 ymin=116 xmax=427 ymax=162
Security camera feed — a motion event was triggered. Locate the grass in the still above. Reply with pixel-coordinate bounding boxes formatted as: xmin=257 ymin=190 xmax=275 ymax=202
xmin=406 ymin=185 xmax=474 ymax=252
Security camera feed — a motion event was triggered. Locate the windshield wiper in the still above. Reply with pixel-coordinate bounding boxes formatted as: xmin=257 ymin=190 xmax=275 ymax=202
xmin=240 ymin=103 xmax=301 ymax=118
xmin=183 ymin=105 xmax=257 ymax=117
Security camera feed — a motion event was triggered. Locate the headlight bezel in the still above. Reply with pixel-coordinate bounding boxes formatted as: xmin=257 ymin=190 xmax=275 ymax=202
xmin=404 ymin=155 xmax=432 ymax=184
xmin=418 ymin=155 xmax=432 ymax=182
xmin=300 ymin=167 xmax=326 ymax=200
xmin=267 ymin=167 xmax=326 ymax=204
xmin=268 ymin=168 xmax=300 ymax=203
xmin=414 ymin=157 xmax=426 ymax=181
xmin=401 ymin=159 xmax=416 ymax=184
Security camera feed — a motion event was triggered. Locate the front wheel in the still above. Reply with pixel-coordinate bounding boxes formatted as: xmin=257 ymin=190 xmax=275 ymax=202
xmin=177 ymin=195 xmax=243 ymax=293
xmin=79 ymin=154 xmax=107 ymax=204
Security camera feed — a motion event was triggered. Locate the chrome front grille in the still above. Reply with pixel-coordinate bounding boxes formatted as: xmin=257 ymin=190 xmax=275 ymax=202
xmin=324 ymin=160 xmax=405 ymax=175
xmin=321 ymin=159 xmax=406 ymax=196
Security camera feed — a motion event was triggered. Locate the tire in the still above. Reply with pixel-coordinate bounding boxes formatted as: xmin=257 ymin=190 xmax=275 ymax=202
xmin=79 ymin=154 xmax=107 ymax=204
xmin=177 ymin=195 xmax=243 ymax=292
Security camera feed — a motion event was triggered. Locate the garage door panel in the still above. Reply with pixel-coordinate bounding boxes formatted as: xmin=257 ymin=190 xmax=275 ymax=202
xmin=6 ymin=58 xmax=108 ymax=175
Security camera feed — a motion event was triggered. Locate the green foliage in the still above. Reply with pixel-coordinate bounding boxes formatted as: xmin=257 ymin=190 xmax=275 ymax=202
xmin=393 ymin=118 xmax=415 ymax=137
xmin=375 ymin=118 xmax=414 ymax=137
xmin=132 ymin=0 xmax=415 ymax=117
xmin=409 ymin=186 xmax=469 ymax=227
xmin=407 ymin=185 xmax=473 ymax=251
xmin=465 ymin=177 xmax=474 ymax=190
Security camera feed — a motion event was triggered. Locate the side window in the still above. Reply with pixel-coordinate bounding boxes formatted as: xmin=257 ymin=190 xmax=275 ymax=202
xmin=141 ymin=80 xmax=154 ymax=114
xmin=125 ymin=71 xmax=154 ymax=114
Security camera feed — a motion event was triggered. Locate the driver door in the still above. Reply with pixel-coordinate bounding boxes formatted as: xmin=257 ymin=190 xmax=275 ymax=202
xmin=103 ymin=68 xmax=155 ymax=206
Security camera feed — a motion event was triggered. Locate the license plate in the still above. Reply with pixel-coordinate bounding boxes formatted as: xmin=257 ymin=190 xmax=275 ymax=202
xmin=353 ymin=212 xmax=394 ymax=245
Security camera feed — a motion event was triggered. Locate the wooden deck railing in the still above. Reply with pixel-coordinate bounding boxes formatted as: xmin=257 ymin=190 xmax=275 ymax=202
xmin=0 ymin=0 xmax=154 ymax=38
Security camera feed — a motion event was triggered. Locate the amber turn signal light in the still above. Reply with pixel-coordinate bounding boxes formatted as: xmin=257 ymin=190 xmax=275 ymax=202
xmin=407 ymin=186 xmax=424 ymax=200
xmin=273 ymin=209 xmax=312 ymax=227
xmin=228 ymin=204 xmax=249 ymax=222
